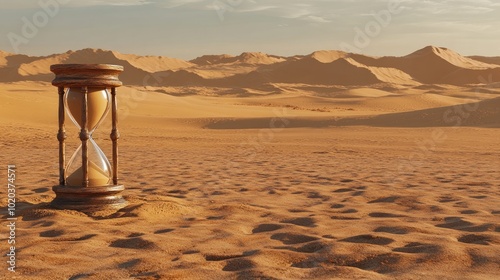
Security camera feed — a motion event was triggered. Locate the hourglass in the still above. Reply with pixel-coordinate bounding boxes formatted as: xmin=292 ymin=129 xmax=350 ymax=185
xmin=50 ymin=64 xmax=127 ymax=213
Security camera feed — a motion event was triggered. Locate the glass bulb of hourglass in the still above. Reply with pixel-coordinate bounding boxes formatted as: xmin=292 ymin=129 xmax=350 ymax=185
xmin=65 ymin=87 xmax=110 ymax=132
xmin=66 ymin=140 xmax=112 ymax=186
xmin=65 ymin=87 xmax=112 ymax=187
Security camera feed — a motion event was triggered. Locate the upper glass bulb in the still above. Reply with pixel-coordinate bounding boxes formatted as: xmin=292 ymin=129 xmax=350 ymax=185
xmin=65 ymin=87 xmax=110 ymax=133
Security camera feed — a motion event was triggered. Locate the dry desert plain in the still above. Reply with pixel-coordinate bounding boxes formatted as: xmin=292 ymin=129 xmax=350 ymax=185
xmin=0 ymin=46 xmax=500 ymax=279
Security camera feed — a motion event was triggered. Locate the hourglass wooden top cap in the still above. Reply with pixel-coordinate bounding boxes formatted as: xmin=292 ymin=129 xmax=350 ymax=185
xmin=51 ymin=64 xmax=124 ymax=88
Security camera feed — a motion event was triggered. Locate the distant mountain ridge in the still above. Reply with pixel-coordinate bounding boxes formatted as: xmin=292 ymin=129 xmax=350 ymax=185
xmin=0 ymin=46 xmax=499 ymax=88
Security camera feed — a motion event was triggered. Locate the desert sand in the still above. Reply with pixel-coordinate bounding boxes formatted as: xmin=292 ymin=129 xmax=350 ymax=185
xmin=0 ymin=46 xmax=499 ymax=279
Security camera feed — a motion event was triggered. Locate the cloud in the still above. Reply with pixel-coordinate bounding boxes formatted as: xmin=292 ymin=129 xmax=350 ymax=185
xmin=65 ymin=0 xmax=153 ymax=7
xmin=302 ymin=15 xmax=331 ymax=23
xmin=236 ymin=6 xmax=278 ymax=13
xmin=156 ymin=0 xmax=205 ymax=8
xmin=404 ymin=0 xmax=499 ymax=15
xmin=150 ymin=0 xmax=335 ymax=24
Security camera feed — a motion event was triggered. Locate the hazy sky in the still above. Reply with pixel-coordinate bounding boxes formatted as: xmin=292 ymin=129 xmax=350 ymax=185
xmin=0 ymin=0 xmax=499 ymax=59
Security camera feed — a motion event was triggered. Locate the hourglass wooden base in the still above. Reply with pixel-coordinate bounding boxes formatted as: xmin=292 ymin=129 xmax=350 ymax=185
xmin=51 ymin=184 xmax=127 ymax=212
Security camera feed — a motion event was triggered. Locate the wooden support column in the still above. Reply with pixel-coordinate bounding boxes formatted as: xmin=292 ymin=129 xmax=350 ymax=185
xmin=57 ymin=87 xmax=66 ymax=186
xmin=110 ymin=87 xmax=119 ymax=185
xmin=80 ymin=87 xmax=89 ymax=188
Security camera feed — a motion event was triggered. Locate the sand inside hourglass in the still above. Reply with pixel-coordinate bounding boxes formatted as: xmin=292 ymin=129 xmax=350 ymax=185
xmin=66 ymin=161 xmax=111 ymax=187
xmin=65 ymin=87 xmax=112 ymax=187
xmin=66 ymin=87 xmax=110 ymax=131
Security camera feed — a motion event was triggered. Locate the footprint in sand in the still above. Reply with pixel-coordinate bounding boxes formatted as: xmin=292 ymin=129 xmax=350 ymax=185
xmin=222 ymin=258 xmax=255 ymax=271
xmin=32 ymin=221 xmax=55 ymax=227
xmin=352 ymin=191 xmax=365 ymax=196
xmin=331 ymin=215 xmax=360 ymax=220
xmin=131 ymin=272 xmax=161 ymax=278
xmin=252 ymin=224 xmax=284 ymax=234
xmin=460 ymin=210 xmax=479 ymax=214
xmin=154 ymin=228 xmax=174 ymax=234
xmin=118 ymin=258 xmax=141 ymax=269
xmin=204 ymin=251 xmax=258 ymax=272
xmin=39 ymin=229 xmax=64 ymax=237
xmin=340 ymin=234 xmax=394 ymax=245
xmin=167 ymin=189 xmax=188 ymax=198
xmin=369 ymin=212 xmax=406 ymax=218
xmin=33 ymin=187 xmax=50 ymax=193
xmin=368 ymin=196 xmax=400 ymax=203
xmin=142 ymin=188 xmax=157 ymax=193
xmin=374 ymin=226 xmax=411 ymax=235
xmin=439 ymin=195 xmax=460 ymax=203
xmin=330 ymin=203 xmax=345 ymax=209
xmin=183 ymin=250 xmax=199 ymax=255
xmin=109 ymin=237 xmax=157 ymax=249
xmin=393 ymin=242 xmax=441 ymax=254
xmin=128 ymin=232 xmax=145 ymax=237
xmin=292 ymin=258 xmax=324 ymax=269
xmin=275 ymin=241 xmax=329 ymax=254
xmin=340 ymin=179 xmax=354 ymax=183
xmin=280 ymin=217 xmax=317 ymax=228
xmin=204 ymin=250 xmax=258 ymax=261
xmin=307 ymin=191 xmax=330 ymax=200
xmin=73 ymin=234 xmax=98 ymax=241
xmin=206 ymin=215 xmax=224 ymax=220
xmin=458 ymin=234 xmax=494 ymax=245
xmin=343 ymin=253 xmax=401 ymax=274
xmin=271 ymin=233 xmax=319 ymax=245
xmin=288 ymin=209 xmax=309 ymax=213
xmin=69 ymin=273 xmax=94 ymax=280
xmin=436 ymin=217 xmax=496 ymax=232
xmin=333 ymin=188 xmax=352 ymax=193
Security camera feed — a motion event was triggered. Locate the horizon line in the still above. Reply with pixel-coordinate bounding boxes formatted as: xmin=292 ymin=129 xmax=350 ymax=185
xmin=2 ymin=45 xmax=500 ymax=61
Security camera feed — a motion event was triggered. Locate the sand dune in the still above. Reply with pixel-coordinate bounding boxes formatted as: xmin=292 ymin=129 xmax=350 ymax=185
xmin=0 ymin=50 xmax=11 ymax=66
xmin=355 ymin=96 xmax=500 ymax=127
xmin=205 ymin=96 xmax=499 ymax=129
xmin=358 ymin=46 xmax=500 ymax=85
xmin=112 ymin=52 xmax=194 ymax=72
xmin=190 ymin=54 xmax=236 ymax=65
xmin=259 ymin=57 xmax=384 ymax=86
xmin=234 ymin=52 xmax=287 ymax=65
xmin=2 ymin=46 xmax=499 ymax=88
xmin=468 ymin=56 xmax=500 ymax=66
xmin=308 ymin=50 xmax=348 ymax=63
xmin=17 ymin=53 xmax=68 ymax=80
xmin=191 ymin=52 xmax=286 ymax=66
xmin=411 ymin=46 xmax=496 ymax=70
xmin=0 ymin=53 xmax=41 ymax=82
xmin=14 ymin=49 xmax=189 ymax=85
xmin=353 ymin=60 xmax=419 ymax=86
xmin=0 ymin=47 xmax=499 ymax=279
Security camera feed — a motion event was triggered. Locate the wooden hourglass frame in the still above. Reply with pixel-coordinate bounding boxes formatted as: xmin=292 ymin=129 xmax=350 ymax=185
xmin=50 ymin=64 xmax=127 ymax=212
